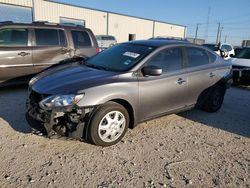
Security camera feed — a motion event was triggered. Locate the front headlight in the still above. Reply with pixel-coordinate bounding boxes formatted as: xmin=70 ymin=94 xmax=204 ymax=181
xmin=39 ymin=94 xmax=84 ymax=110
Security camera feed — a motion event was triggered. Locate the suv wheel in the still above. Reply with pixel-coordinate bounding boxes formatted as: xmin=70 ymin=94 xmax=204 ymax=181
xmin=88 ymin=102 xmax=129 ymax=146
xmin=202 ymin=85 xmax=226 ymax=113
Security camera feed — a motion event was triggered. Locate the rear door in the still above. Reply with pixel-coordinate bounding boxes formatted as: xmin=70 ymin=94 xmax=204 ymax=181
xmin=138 ymin=47 xmax=188 ymax=120
xmin=32 ymin=28 xmax=70 ymax=73
xmin=184 ymin=47 xmax=219 ymax=106
xmin=71 ymin=30 xmax=97 ymax=57
xmin=0 ymin=27 xmax=33 ymax=83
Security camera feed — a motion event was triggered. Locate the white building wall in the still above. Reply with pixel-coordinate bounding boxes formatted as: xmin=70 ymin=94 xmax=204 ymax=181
xmin=0 ymin=0 xmax=32 ymax=7
xmin=108 ymin=13 xmax=154 ymax=42
xmin=154 ymin=22 xmax=185 ymax=38
xmin=0 ymin=0 xmax=186 ymax=41
xmin=33 ymin=0 xmax=107 ymax=35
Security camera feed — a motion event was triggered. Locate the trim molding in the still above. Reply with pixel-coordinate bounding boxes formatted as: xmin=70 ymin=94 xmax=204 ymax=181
xmin=0 ymin=64 xmax=33 ymax=68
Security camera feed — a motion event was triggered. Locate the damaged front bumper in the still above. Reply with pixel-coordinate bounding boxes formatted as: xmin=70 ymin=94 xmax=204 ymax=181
xmin=26 ymin=93 xmax=93 ymax=140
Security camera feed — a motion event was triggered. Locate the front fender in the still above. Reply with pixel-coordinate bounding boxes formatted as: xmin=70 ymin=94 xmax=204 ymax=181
xmin=76 ymin=81 xmax=139 ymax=114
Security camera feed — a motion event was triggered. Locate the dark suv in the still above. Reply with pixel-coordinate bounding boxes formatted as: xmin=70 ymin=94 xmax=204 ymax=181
xmin=26 ymin=40 xmax=232 ymax=146
xmin=0 ymin=21 xmax=99 ymax=85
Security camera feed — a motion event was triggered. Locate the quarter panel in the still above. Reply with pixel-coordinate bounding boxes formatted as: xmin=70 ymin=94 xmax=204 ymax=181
xmin=186 ymin=61 xmax=231 ymax=106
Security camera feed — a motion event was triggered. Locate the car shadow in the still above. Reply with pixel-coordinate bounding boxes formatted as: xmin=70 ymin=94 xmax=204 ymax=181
xmin=0 ymin=85 xmax=32 ymax=133
xmin=179 ymin=87 xmax=250 ymax=138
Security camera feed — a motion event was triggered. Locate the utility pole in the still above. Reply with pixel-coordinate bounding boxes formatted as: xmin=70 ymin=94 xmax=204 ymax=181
xmin=216 ymin=23 xmax=221 ymax=43
xmin=224 ymin=35 xmax=227 ymax=43
xmin=194 ymin=23 xmax=200 ymax=44
xmin=32 ymin=0 xmax=36 ymax=22
xmin=219 ymin=27 xmax=224 ymax=43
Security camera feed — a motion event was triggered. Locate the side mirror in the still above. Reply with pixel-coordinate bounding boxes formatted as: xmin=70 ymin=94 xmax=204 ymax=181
xmin=220 ymin=49 xmax=229 ymax=58
xmin=229 ymin=54 xmax=235 ymax=58
xmin=142 ymin=65 xmax=162 ymax=76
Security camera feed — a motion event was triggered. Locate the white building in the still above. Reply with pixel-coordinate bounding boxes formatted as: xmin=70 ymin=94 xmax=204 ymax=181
xmin=0 ymin=0 xmax=186 ymax=42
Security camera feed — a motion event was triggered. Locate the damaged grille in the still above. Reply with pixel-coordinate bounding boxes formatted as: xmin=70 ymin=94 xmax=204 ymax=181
xmin=29 ymin=90 xmax=49 ymax=104
xmin=27 ymin=90 xmax=50 ymax=122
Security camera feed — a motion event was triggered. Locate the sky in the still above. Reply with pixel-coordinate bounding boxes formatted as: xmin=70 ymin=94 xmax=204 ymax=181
xmin=56 ymin=0 xmax=250 ymax=46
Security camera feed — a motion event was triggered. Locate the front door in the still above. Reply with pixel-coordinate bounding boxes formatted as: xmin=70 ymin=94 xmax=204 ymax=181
xmin=0 ymin=28 xmax=33 ymax=83
xmin=138 ymin=47 xmax=188 ymax=120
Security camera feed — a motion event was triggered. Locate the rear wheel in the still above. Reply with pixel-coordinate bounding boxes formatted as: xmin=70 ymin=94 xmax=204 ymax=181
xmin=87 ymin=102 xmax=129 ymax=146
xmin=199 ymin=85 xmax=226 ymax=113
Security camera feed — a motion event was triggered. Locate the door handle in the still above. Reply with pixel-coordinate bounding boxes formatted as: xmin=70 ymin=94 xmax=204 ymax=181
xmin=176 ymin=78 xmax=186 ymax=85
xmin=209 ymin=72 xmax=216 ymax=78
xmin=18 ymin=52 xmax=30 ymax=57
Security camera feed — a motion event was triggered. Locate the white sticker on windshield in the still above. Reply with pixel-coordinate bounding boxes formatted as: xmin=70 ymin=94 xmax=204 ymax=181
xmin=123 ymin=52 xmax=140 ymax=58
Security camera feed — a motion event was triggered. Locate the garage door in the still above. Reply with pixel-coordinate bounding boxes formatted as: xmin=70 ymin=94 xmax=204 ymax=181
xmin=0 ymin=3 xmax=32 ymax=23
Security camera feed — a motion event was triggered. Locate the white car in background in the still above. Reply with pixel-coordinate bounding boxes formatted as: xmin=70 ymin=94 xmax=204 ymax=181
xmin=230 ymin=47 xmax=250 ymax=83
xmin=96 ymin=35 xmax=117 ymax=50
xmin=203 ymin=43 xmax=235 ymax=59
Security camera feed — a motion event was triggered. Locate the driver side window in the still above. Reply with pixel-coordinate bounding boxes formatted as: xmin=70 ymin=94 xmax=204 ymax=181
xmin=147 ymin=47 xmax=183 ymax=74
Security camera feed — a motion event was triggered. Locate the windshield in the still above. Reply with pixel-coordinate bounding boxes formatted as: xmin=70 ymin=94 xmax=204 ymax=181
xmin=203 ymin=44 xmax=219 ymax=51
xmin=85 ymin=43 xmax=155 ymax=72
xmin=235 ymin=48 xmax=250 ymax=59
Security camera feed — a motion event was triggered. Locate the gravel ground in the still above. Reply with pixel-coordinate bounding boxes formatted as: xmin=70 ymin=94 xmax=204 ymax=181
xmin=0 ymin=86 xmax=249 ymax=188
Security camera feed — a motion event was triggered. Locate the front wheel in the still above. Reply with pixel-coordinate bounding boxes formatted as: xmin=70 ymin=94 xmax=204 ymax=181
xmin=87 ymin=102 xmax=129 ymax=146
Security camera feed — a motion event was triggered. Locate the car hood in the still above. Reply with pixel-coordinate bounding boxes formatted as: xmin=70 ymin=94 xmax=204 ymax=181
xmin=231 ymin=58 xmax=250 ymax=67
xmin=31 ymin=63 xmax=119 ymax=95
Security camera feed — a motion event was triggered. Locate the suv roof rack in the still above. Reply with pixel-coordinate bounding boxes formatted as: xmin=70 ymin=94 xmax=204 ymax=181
xmin=33 ymin=21 xmax=85 ymax=28
xmin=33 ymin=21 xmax=59 ymax=26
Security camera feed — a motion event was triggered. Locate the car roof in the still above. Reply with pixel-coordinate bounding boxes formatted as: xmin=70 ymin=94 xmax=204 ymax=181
xmin=125 ymin=39 xmax=191 ymax=47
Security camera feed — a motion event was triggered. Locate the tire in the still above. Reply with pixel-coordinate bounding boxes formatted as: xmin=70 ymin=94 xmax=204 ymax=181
xmin=201 ymin=85 xmax=226 ymax=113
xmin=87 ymin=102 xmax=129 ymax=146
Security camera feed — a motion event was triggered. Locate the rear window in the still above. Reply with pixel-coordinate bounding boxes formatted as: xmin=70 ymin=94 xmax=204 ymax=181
xmin=35 ymin=29 xmax=59 ymax=46
xmin=71 ymin=30 xmax=92 ymax=48
xmin=0 ymin=28 xmax=28 ymax=46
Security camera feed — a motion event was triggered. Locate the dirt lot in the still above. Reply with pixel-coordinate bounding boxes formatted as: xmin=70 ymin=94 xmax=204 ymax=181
xmin=0 ymin=86 xmax=249 ymax=188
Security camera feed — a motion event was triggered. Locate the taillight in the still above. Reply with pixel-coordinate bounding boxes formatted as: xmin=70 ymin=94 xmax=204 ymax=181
xmin=96 ymin=48 xmax=100 ymax=53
